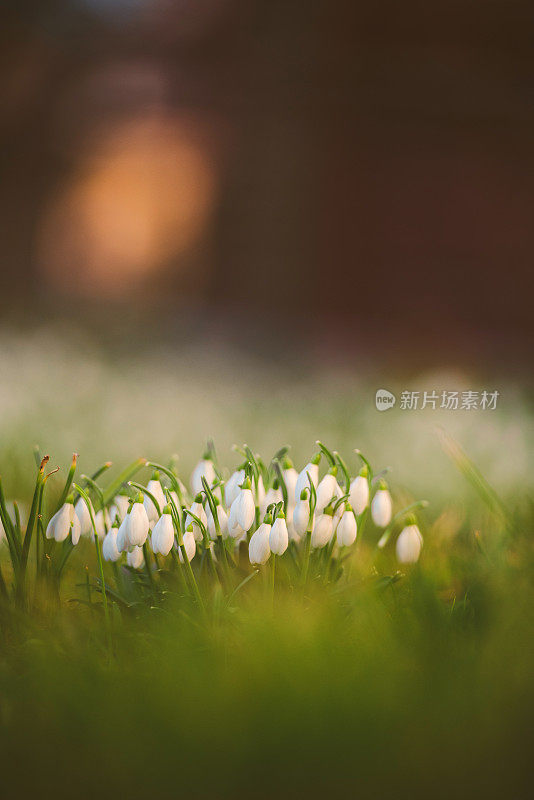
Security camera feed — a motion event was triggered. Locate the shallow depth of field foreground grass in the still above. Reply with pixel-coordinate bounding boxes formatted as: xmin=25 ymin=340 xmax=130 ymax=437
xmin=1 ymin=512 xmax=534 ymax=798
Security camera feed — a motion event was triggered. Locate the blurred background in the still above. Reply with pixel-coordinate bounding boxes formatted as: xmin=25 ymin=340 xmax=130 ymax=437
xmin=1 ymin=0 xmax=533 ymax=497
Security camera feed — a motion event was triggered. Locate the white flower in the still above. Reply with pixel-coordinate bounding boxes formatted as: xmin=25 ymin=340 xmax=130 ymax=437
xmin=396 ymin=523 xmax=423 ymax=564
xmin=269 ymin=514 xmax=289 ymax=555
xmin=151 ymin=510 xmax=175 ymax=556
xmin=75 ymin=497 xmax=92 ymax=536
xmin=228 ymin=481 xmax=255 ymax=534
xmin=261 ymin=484 xmax=283 ymax=515
xmin=102 ymin=527 xmax=121 ymax=562
xmin=191 ymin=458 xmax=216 ymax=495
xmin=224 ymin=468 xmax=245 ymax=507
xmin=336 ymin=507 xmax=357 ymax=547
xmin=295 ymin=459 xmax=320 ymax=502
xmin=254 ymin=475 xmax=266 ymax=509
xmin=249 ymin=522 xmax=271 ymax=565
xmin=127 ymin=546 xmax=144 ymax=569
xmin=206 ymin=503 xmax=228 ymax=540
xmin=293 ymin=496 xmax=313 ymax=536
xmin=311 ymin=513 xmax=334 ymax=548
xmin=315 ymin=470 xmax=342 ymax=512
xmin=178 ymin=529 xmax=196 ymax=563
xmin=94 ymin=508 xmax=111 ymax=540
xmin=143 ymin=477 xmax=166 ymax=523
xmin=282 ymin=463 xmax=298 ymax=501
xmin=46 ymin=500 xmax=81 ymax=544
xmin=116 ymin=512 xmax=131 ymax=552
xmin=127 ymin=500 xmax=150 ymax=547
xmin=185 ymin=498 xmax=207 ymax=542
xmin=371 ymin=486 xmax=392 ymax=528
xmin=349 ymin=473 xmax=369 ymax=515
xmin=109 ymin=494 xmax=129 ymax=522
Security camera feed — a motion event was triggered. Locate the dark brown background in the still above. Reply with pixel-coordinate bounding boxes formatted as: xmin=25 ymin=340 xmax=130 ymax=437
xmin=1 ymin=0 xmax=533 ymax=364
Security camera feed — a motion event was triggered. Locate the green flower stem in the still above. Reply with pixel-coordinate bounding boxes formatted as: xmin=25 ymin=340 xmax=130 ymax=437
xmin=180 ymin=543 xmax=204 ymax=613
xmin=270 ymin=553 xmax=276 ymax=609
xmin=54 ymin=453 xmax=78 ymax=514
xmin=142 ymin=542 xmax=156 ymax=595
xmin=316 ymin=441 xmax=336 ymax=468
xmin=300 ymin=532 xmax=312 ymax=586
xmin=74 ymin=484 xmax=110 ymax=633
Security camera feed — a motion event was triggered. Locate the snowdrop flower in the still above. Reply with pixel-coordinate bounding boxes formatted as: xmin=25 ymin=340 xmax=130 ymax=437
xmin=109 ymin=493 xmax=130 ymax=522
xmin=293 ymin=491 xmax=313 ymax=537
xmin=94 ymin=508 xmax=111 ymax=540
xmin=127 ymin=494 xmax=150 ymax=547
xmin=294 ymin=454 xmax=321 ymax=502
xmin=315 ymin=467 xmax=341 ymax=512
xmin=249 ymin=512 xmax=272 ymax=565
xmin=102 ymin=521 xmax=121 ymax=562
xmin=206 ymin=501 xmax=228 ymax=540
xmin=371 ymin=482 xmax=393 ymax=528
xmin=349 ymin=468 xmax=370 ymax=515
xmin=336 ymin=504 xmax=357 ymax=547
xmin=191 ymin=456 xmax=216 ymax=496
xmin=116 ymin=509 xmax=132 ymax=552
xmin=127 ymin=546 xmax=144 ymax=570
xmin=46 ymin=496 xmax=81 ymax=544
xmin=178 ymin=526 xmax=196 ymax=563
xmin=151 ymin=506 xmax=175 ymax=556
xmin=224 ymin=468 xmax=245 ymax=507
xmin=261 ymin=481 xmax=283 ymax=515
xmin=269 ymin=510 xmax=289 ymax=556
xmin=75 ymin=497 xmax=92 ymax=537
xmin=185 ymin=494 xmax=207 ymax=542
xmin=143 ymin=472 xmax=166 ymax=523
xmin=228 ymin=477 xmax=255 ymax=535
xmin=396 ymin=518 xmax=423 ymax=564
xmin=311 ymin=507 xmax=334 ymax=548
xmin=282 ymin=458 xmax=298 ymax=502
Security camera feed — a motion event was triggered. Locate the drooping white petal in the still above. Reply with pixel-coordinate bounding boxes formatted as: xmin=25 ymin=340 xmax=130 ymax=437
xmin=336 ymin=511 xmax=357 ymax=547
xmin=191 ymin=459 xmax=216 ymax=496
xmin=178 ymin=530 xmax=196 ymax=563
xmin=249 ymin=523 xmax=271 ymax=565
xmin=311 ymin=514 xmax=334 ymax=548
xmin=235 ymin=489 xmax=255 ymax=531
xmin=127 ymin=546 xmax=144 ymax=569
xmin=349 ymin=476 xmax=369 ymax=515
xmin=185 ymin=501 xmax=207 ymax=543
xmin=224 ymin=469 xmax=245 ymax=508
xmin=103 ymin=528 xmax=121 ymax=562
xmin=46 ymin=503 xmax=72 ymax=543
xmin=295 ymin=462 xmax=319 ymax=502
xmin=151 ymin=513 xmax=175 ymax=556
xmin=127 ymin=502 xmax=150 ymax=547
xmin=315 ymin=474 xmax=341 ymax=512
xmin=396 ymin=524 xmax=423 ymax=563
xmin=116 ymin=513 xmax=131 ymax=552
xmin=371 ymin=489 xmax=393 ymax=528
xmin=293 ymin=499 xmax=312 ymax=536
xmin=269 ymin=517 xmax=289 ymax=556
xmin=143 ymin=480 xmax=166 ymax=523
xmin=75 ymin=497 xmax=93 ymax=536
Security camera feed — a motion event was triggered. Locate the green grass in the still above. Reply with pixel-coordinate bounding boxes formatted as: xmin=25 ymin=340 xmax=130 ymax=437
xmin=1 ymin=492 xmax=533 ymax=799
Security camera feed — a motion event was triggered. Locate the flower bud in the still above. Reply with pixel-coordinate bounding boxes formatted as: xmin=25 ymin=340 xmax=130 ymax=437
xmin=178 ymin=528 xmax=196 ymax=563
xmin=151 ymin=509 xmax=175 ymax=556
xmin=46 ymin=498 xmax=81 ymax=544
xmin=349 ymin=472 xmax=369 ymax=515
xmin=315 ymin=468 xmax=340 ymax=512
xmin=185 ymin=497 xmax=207 ymax=542
xmin=102 ymin=527 xmax=121 ymax=562
xmin=396 ymin=523 xmax=423 ymax=564
xmin=336 ymin=506 xmax=357 ymax=547
xmin=269 ymin=514 xmax=289 ymax=555
xmin=294 ymin=457 xmax=320 ymax=502
xmin=143 ymin=475 xmax=166 ymax=523
xmin=371 ymin=485 xmax=392 ymax=528
xmin=127 ymin=500 xmax=150 ymax=547
xmin=248 ymin=522 xmax=271 ymax=565
xmin=75 ymin=497 xmax=93 ymax=537
xmin=191 ymin=458 xmax=216 ymax=496
xmin=293 ymin=497 xmax=312 ymax=536
xmin=311 ymin=512 xmax=334 ymax=548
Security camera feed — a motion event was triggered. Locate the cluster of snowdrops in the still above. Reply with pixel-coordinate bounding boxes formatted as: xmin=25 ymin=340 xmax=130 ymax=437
xmin=43 ymin=442 xmax=426 ymax=576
